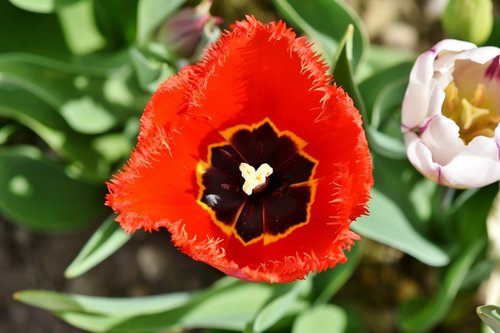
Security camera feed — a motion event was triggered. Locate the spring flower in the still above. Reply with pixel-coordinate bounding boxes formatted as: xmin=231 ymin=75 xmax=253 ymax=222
xmin=402 ymin=39 xmax=500 ymax=188
xmin=157 ymin=0 xmax=222 ymax=58
xmin=107 ymin=17 xmax=373 ymax=283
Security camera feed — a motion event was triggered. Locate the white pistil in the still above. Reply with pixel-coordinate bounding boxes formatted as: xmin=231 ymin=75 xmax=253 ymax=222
xmin=239 ymin=163 xmax=273 ymax=195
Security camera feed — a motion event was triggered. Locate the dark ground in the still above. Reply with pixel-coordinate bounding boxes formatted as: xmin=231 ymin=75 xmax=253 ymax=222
xmin=0 ymin=216 xmax=222 ymax=333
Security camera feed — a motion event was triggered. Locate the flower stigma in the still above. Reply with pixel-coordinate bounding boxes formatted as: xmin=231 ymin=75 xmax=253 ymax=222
xmin=239 ymin=162 xmax=273 ymax=195
xmin=197 ymin=118 xmax=319 ymax=245
xmin=443 ymin=81 xmax=499 ymax=143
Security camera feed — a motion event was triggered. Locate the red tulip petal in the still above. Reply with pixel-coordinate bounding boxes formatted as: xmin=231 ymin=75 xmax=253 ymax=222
xmin=107 ymin=17 xmax=373 ymax=283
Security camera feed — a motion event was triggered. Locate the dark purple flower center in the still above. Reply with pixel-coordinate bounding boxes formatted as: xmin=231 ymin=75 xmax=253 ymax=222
xmin=196 ymin=119 xmax=318 ymax=245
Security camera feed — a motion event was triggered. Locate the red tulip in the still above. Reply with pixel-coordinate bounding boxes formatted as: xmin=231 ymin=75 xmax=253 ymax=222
xmin=107 ymin=17 xmax=373 ymax=283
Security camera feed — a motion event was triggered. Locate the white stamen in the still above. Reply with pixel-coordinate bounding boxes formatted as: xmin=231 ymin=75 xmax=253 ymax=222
xmin=239 ymin=163 xmax=273 ymax=195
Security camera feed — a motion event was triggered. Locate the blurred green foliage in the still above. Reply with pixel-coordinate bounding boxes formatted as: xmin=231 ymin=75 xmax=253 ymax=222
xmin=3 ymin=0 xmax=499 ymax=332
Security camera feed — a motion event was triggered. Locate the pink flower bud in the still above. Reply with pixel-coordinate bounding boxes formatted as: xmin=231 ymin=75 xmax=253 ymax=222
xmin=158 ymin=0 xmax=222 ymax=59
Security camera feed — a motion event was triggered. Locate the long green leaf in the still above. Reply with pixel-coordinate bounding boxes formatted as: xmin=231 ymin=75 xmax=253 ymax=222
xmin=0 ymin=1 xmax=70 ymax=58
xmin=253 ymin=279 xmax=311 ymax=333
xmin=331 ymin=25 xmax=407 ymax=161
xmin=15 ymin=278 xmax=273 ymax=333
xmin=60 ymin=96 xmax=116 ymax=134
xmin=65 ymin=215 xmax=131 ymax=278
xmin=366 ymin=79 xmax=408 ymax=159
xmin=398 ymin=241 xmax=486 ymax=332
xmin=352 ymin=189 xmax=449 ymax=267
xmin=0 ymin=82 xmax=110 ymax=181
xmin=366 ymin=127 xmax=406 ymax=160
xmin=273 ymin=0 xmax=368 ymax=69
xmin=331 ymin=24 xmax=366 ymax=116
xmin=93 ymin=0 xmax=137 ymax=47
xmin=292 ymin=304 xmax=347 ymax=333
xmin=313 ymin=242 xmax=361 ymax=305
xmin=0 ymin=147 xmax=106 ymax=231
xmin=478 ymin=305 xmax=500 ymax=333
xmin=0 ymin=55 xmax=134 ymax=134
xmin=179 ymin=284 xmax=273 ymax=332
xmin=0 ymin=57 xmax=79 ymax=109
xmin=14 ymin=289 xmax=194 ymax=316
xmin=0 ymin=52 xmax=127 ymax=77
xmin=136 ymin=0 xmax=185 ymax=44
xmin=129 ymin=47 xmax=172 ymax=93
xmin=357 ymin=45 xmax=415 ymax=82
xmin=8 ymin=0 xmax=78 ymax=13
xmin=359 ymin=60 xmax=413 ymax=114
xmin=57 ymin=0 xmax=106 ymax=55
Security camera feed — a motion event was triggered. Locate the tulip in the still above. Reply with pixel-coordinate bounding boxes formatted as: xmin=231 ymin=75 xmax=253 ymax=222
xmin=402 ymin=39 xmax=500 ymax=188
xmin=107 ymin=18 xmax=373 ymax=283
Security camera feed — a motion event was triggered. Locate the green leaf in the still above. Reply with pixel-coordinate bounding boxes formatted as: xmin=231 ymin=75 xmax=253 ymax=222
xmin=102 ymin=64 xmax=146 ymax=112
xmin=136 ymin=0 xmax=186 ymax=44
xmin=273 ymin=0 xmax=368 ymax=69
xmin=477 ymin=305 xmax=500 ymax=333
xmin=331 ymin=26 xmax=408 ymax=161
xmin=370 ymin=154 xmax=429 ymax=225
xmin=0 ymin=56 xmax=79 ymax=109
xmin=93 ymin=0 xmax=137 ymax=47
xmin=0 ymin=83 xmax=110 ymax=181
xmin=0 ymin=55 xmax=132 ymax=133
xmin=8 ymin=0 xmax=78 ymax=13
xmin=313 ymin=242 xmax=361 ymax=305
xmin=92 ymin=133 xmax=133 ymax=163
xmin=370 ymin=79 xmax=406 ymax=129
xmin=0 ymin=2 xmax=70 ymax=58
xmin=112 ymin=282 xmax=271 ymax=332
xmin=129 ymin=47 xmax=173 ymax=92
xmin=454 ymin=183 xmax=498 ymax=247
xmin=15 ymin=289 xmax=194 ymax=316
xmin=0 ymin=85 xmax=64 ymax=132
xmin=273 ymin=0 xmax=336 ymax=63
xmin=398 ymin=241 xmax=486 ymax=332
xmin=0 ymin=147 xmax=106 ymax=231
xmin=65 ymin=215 xmax=131 ymax=278
xmin=332 ymin=25 xmax=366 ymax=116
xmin=352 ymin=188 xmax=449 ymax=267
xmin=357 ymin=45 xmax=415 ymax=82
xmin=57 ymin=0 xmax=106 ymax=55
xmin=179 ymin=283 xmax=273 ymax=331
xmin=366 ymin=127 xmax=406 ymax=159
xmin=0 ymin=123 xmax=17 ymax=145
xmin=366 ymin=79 xmax=408 ymax=159
xmin=359 ymin=60 xmax=413 ymax=121
xmin=0 ymin=51 xmax=128 ymax=77
xmin=60 ymin=96 xmax=116 ymax=134
xmin=253 ymin=279 xmax=311 ymax=333
xmin=292 ymin=304 xmax=347 ymax=333
xmin=15 ymin=279 xmax=273 ymax=332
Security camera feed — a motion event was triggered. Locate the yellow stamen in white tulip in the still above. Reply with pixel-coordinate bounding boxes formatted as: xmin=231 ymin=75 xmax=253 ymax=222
xmin=443 ymin=82 xmax=499 ymax=143
xmin=460 ymin=98 xmax=489 ymax=130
